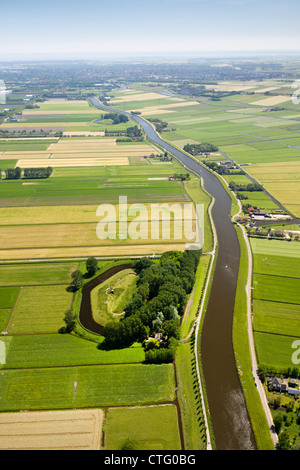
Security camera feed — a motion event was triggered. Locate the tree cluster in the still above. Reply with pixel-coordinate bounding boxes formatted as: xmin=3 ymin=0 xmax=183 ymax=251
xmin=103 ymin=249 xmax=201 ymax=363
xmin=202 ymin=161 xmax=231 ymax=175
xmin=229 ymin=181 xmax=263 ymax=192
xmin=102 ymin=113 xmax=128 ymax=125
xmin=23 ymin=167 xmax=53 ymax=179
xmin=2 ymin=167 xmax=53 ymax=180
xmin=4 ymin=167 xmax=21 ymax=180
xmin=172 ymin=173 xmax=190 ymax=181
xmin=126 ymin=125 xmax=143 ymax=140
xmin=148 ymin=118 xmax=168 ymax=132
xmin=183 ymin=143 xmax=218 ymax=155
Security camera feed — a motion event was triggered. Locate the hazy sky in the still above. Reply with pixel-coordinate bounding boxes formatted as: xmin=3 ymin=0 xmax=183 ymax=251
xmin=1 ymin=0 xmax=300 ymax=59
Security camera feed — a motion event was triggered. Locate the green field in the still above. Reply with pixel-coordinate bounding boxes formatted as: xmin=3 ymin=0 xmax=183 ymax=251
xmin=7 ymin=285 xmax=72 ymax=334
xmin=0 ymin=162 xmax=187 ymax=207
xmin=0 ymin=262 xmax=78 ymax=286
xmin=253 ymin=274 xmax=300 ymax=304
xmin=0 ymin=363 xmax=175 ymax=411
xmin=251 ymin=238 xmax=300 ymax=368
xmin=105 ymin=405 xmax=182 ymax=450
xmin=0 ymin=287 xmax=19 ymax=309
xmin=1 ymin=334 xmax=145 ymax=369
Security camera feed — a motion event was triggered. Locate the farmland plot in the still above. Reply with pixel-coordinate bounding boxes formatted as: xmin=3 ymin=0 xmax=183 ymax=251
xmin=0 ymin=409 xmax=104 ymax=450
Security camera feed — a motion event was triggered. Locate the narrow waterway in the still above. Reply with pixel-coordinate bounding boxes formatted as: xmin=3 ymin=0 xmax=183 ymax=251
xmin=91 ymin=97 xmax=256 ymax=450
xmin=79 ymin=263 xmax=134 ymax=336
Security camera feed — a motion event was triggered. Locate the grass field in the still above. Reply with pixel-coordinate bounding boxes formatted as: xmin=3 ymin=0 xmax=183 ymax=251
xmin=0 ymin=262 xmax=78 ymax=286
xmin=175 ymin=342 xmax=207 ymax=450
xmin=251 ymin=238 xmax=300 ymax=369
xmin=0 ymin=287 xmax=19 ymax=309
xmin=1 ymin=334 xmax=145 ymax=369
xmin=0 ymin=363 xmax=175 ymax=411
xmin=6 ymin=285 xmax=72 ymax=335
xmin=104 ymin=405 xmax=181 ymax=450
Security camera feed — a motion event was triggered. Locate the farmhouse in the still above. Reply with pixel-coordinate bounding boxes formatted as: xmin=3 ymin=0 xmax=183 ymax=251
xmin=268 ymin=377 xmax=300 ymax=397
xmin=267 ymin=378 xmax=287 ymax=393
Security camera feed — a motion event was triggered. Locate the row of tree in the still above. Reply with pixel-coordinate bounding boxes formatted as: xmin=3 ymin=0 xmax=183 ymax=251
xmin=1 ymin=167 xmax=53 ymax=180
xmin=23 ymin=167 xmax=53 ymax=179
xmin=228 ymin=181 xmax=263 ymax=192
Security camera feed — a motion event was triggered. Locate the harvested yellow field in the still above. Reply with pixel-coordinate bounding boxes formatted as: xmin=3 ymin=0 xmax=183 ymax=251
xmin=139 ymin=100 xmax=200 ymax=116
xmin=0 ymin=152 xmax=51 ymax=160
xmin=0 ymin=204 xmax=101 ymax=225
xmin=254 ymin=86 xmax=281 ymax=93
xmin=41 ymin=99 xmax=88 ymax=105
xmin=0 ymin=202 xmax=195 ymax=226
xmin=204 ymin=84 xmax=255 ymax=92
xmin=0 ymin=409 xmax=104 ymax=450
xmin=49 ymin=153 xmax=129 ymax=159
xmin=0 ymin=122 xmax=84 ymax=129
xmin=63 ymin=131 xmax=105 ymax=136
xmin=110 ymin=92 xmax=176 ymax=103
xmin=4 ymin=139 xmax=157 ymax=167
xmin=47 ymin=140 xmax=155 ymax=154
xmin=246 ymin=160 xmax=300 ymax=217
xmin=51 ymin=138 xmax=116 ymax=147
xmin=0 ymin=243 xmax=187 ymax=261
xmin=0 ymin=137 xmax=59 ymax=141
xmin=16 ymin=157 xmax=129 ymax=168
xmin=0 ymin=216 xmax=196 ymax=250
xmin=251 ymin=95 xmax=292 ymax=106
xmin=22 ymin=109 xmax=100 ymax=115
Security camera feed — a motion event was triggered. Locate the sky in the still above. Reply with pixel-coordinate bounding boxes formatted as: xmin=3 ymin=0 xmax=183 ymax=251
xmin=0 ymin=0 xmax=300 ymax=60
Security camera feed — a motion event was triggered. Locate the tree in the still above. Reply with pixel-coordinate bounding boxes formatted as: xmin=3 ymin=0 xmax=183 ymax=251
xmin=67 ymin=269 xmax=83 ymax=292
xmin=278 ymin=431 xmax=292 ymax=450
xmin=273 ymin=413 xmax=283 ymax=434
xmin=120 ymin=438 xmax=138 ymax=450
xmin=134 ymin=257 xmax=154 ymax=275
xmin=86 ymin=256 xmax=98 ymax=277
xmin=163 ymin=319 xmax=180 ymax=340
xmin=63 ymin=309 xmax=76 ymax=333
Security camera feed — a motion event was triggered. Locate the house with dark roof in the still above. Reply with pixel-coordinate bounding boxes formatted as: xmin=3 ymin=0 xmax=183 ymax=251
xmin=268 ymin=378 xmax=287 ymax=393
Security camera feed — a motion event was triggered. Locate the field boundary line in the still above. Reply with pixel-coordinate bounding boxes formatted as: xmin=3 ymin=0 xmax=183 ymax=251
xmin=3 ymin=286 xmax=22 ymax=333
xmin=253 ymin=329 xmax=300 ymax=339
